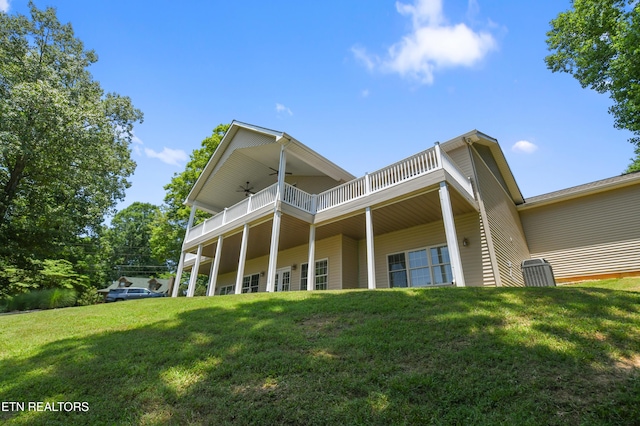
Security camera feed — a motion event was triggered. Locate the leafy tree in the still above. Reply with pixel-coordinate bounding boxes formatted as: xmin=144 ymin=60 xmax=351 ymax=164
xmin=545 ymin=0 xmax=640 ymax=170
xmin=0 ymin=3 xmax=142 ymax=272
xmin=106 ymin=202 xmax=166 ymax=278
xmin=150 ymin=124 xmax=229 ymax=269
xmin=626 ymin=147 xmax=640 ymax=173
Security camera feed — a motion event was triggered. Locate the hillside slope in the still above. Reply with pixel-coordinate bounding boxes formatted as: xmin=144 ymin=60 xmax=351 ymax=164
xmin=1 ymin=287 xmax=639 ymax=425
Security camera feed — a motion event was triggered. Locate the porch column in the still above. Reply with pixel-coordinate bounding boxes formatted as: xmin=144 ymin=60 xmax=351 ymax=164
xmin=266 ymin=210 xmax=282 ymax=292
xmin=307 ymin=224 xmax=316 ymax=291
xmin=172 ymin=252 xmax=186 ymax=297
xmin=365 ymin=206 xmax=376 ymax=289
xmin=187 ymin=244 xmax=203 ymax=297
xmin=172 ymin=204 xmax=198 ymax=297
xmin=266 ymin=145 xmax=287 ymax=293
xmin=235 ymin=224 xmax=250 ymax=294
xmin=207 ymin=235 xmax=224 ymax=296
xmin=438 ymin=181 xmax=466 ymax=287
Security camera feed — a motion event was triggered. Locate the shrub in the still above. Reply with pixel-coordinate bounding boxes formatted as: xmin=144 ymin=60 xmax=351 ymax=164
xmin=5 ymin=289 xmax=77 ymax=312
xmin=76 ymin=289 xmax=104 ymax=306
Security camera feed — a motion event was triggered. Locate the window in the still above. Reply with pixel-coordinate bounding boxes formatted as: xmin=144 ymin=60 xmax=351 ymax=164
xmin=220 ymin=285 xmax=234 ymax=295
xmin=275 ymin=268 xmax=290 ymax=292
xmin=301 ymin=259 xmax=329 ymax=290
xmin=242 ymin=274 xmax=260 ymax=293
xmin=387 ymin=245 xmax=452 ymax=288
xmin=300 ymin=263 xmax=309 ymax=291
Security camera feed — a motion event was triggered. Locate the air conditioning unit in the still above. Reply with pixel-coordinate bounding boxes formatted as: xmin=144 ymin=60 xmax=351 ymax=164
xmin=521 ymin=258 xmax=556 ymax=287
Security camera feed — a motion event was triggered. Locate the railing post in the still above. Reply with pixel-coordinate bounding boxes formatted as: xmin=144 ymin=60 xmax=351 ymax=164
xmin=247 ymin=194 xmax=253 ymax=213
xmin=222 ymin=208 xmax=227 ymax=225
xmin=365 ymin=172 xmax=371 ymax=194
xmin=434 ymin=142 xmax=442 ymax=168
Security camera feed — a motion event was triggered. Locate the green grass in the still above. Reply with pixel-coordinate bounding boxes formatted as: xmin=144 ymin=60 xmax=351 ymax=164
xmin=1 ymin=280 xmax=639 ymax=425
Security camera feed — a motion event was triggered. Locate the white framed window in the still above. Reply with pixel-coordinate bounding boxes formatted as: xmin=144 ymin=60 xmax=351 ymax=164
xmin=242 ymin=274 xmax=259 ymax=293
xmin=219 ymin=285 xmax=234 ymax=295
xmin=274 ymin=267 xmax=291 ymax=292
xmin=301 ymin=259 xmax=329 ymax=290
xmin=388 ymin=245 xmax=452 ymax=288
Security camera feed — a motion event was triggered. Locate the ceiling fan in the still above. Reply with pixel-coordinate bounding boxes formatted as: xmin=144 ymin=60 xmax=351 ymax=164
xmin=269 ymin=167 xmax=292 ymax=176
xmin=236 ymin=181 xmax=255 ymax=197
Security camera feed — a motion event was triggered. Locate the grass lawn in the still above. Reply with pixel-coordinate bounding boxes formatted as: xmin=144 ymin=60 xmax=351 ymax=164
xmin=1 ymin=280 xmax=639 ymax=425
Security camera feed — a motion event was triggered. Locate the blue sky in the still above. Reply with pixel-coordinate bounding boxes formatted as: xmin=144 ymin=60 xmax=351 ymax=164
xmin=4 ymin=0 xmax=636 ymax=211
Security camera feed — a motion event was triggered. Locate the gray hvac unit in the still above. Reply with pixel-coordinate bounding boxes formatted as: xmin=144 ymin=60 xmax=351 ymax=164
xmin=521 ymin=258 xmax=556 ymax=287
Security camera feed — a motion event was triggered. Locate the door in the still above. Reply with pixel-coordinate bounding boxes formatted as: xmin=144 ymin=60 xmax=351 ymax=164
xmin=274 ymin=267 xmax=291 ymax=292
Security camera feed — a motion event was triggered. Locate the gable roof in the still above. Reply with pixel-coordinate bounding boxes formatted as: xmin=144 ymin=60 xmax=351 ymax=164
xmin=185 ymin=121 xmax=355 ymax=213
xmin=441 ymin=129 xmax=525 ymax=204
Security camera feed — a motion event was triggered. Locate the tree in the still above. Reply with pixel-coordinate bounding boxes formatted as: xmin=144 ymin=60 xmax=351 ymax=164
xmin=625 ymin=147 xmax=640 ymax=173
xmin=545 ymin=0 xmax=640 ymax=170
xmin=106 ymin=202 xmax=166 ymax=278
xmin=0 ymin=4 xmax=142 ymax=273
xmin=150 ymin=124 xmax=229 ymax=269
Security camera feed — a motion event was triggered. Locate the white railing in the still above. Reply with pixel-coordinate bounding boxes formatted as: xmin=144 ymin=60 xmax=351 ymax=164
xmin=283 ymin=183 xmax=314 ymax=213
xmin=185 ymin=144 xmax=474 ymax=243
xmin=185 ymin=183 xmax=278 ymax=243
xmin=251 ymin=184 xmax=278 ymax=210
xmin=316 ymin=146 xmax=443 ymax=212
xmin=369 ymin=147 xmax=439 ymax=191
xmin=316 ymin=176 xmax=367 ymax=211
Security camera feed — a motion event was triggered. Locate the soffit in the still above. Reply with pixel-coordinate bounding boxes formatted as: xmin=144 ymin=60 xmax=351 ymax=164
xmin=187 ymin=121 xmax=355 ymax=213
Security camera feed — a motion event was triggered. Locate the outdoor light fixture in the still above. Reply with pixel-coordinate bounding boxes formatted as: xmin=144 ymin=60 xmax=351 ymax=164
xmin=463 ymin=238 xmax=469 ymax=247
xmin=260 ymin=271 xmax=265 ymax=277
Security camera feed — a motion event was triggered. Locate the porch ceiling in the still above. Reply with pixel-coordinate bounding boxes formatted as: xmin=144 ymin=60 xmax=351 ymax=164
xmin=194 ymin=145 xmax=332 ymax=213
xmin=316 ymin=185 xmax=476 ymax=240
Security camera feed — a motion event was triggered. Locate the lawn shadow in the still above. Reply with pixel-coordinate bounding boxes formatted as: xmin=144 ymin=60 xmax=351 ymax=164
xmin=1 ymin=287 xmax=639 ymax=425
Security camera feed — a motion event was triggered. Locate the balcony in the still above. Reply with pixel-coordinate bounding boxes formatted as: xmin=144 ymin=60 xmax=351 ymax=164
xmin=184 ymin=144 xmax=474 ymax=247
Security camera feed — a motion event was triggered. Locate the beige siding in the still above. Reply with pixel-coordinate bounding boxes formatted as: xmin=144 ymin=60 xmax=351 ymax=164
xmin=445 ymin=145 xmax=474 ymax=182
xmin=474 ymin=144 xmax=509 ymax=193
xmin=472 ymin=147 xmax=530 ymax=286
xmin=455 ymin=213 xmax=487 ymax=287
xmin=520 ymin=184 xmax=640 ymax=280
xmin=341 ymin=235 xmax=360 ymax=289
xmin=356 ymin=214 xmax=486 ymax=288
xmin=213 ymin=234 xmax=343 ymax=294
xmin=286 ymin=175 xmax=342 ymax=194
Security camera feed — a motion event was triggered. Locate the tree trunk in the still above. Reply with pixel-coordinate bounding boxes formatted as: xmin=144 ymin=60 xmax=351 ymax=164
xmin=0 ymin=156 xmax=27 ymax=225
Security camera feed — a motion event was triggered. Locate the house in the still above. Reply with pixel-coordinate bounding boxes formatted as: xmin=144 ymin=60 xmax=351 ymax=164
xmin=172 ymin=121 xmax=640 ymax=296
xmin=98 ymin=276 xmax=174 ymax=299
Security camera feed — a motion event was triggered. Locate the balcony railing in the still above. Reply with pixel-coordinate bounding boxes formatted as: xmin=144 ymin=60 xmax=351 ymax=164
xmin=185 ymin=144 xmax=473 ymax=245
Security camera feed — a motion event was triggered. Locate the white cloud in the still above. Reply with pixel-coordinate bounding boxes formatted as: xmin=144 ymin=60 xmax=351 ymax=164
xmin=512 ymin=140 xmax=538 ymax=154
xmin=0 ymin=0 xmax=10 ymax=13
xmin=361 ymin=89 xmax=370 ymax=98
xmin=276 ymin=103 xmax=293 ymax=116
xmin=144 ymin=147 xmax=188 ymax=166
xmin=351 ymin=46 xmax=377 ymax=71
xmin=353 ymin=0 xmax=497 ymax=85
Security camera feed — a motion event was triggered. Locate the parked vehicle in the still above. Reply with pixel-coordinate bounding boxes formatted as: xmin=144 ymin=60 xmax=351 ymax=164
xmin=105 ymin=287 xmax=167 ymax=302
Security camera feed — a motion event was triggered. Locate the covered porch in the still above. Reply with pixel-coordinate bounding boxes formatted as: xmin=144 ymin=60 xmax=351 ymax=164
xmin=174 ymin=121 xmax=480 ymax=296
